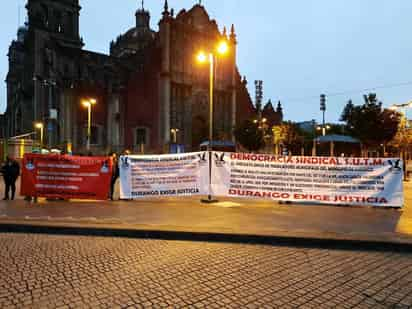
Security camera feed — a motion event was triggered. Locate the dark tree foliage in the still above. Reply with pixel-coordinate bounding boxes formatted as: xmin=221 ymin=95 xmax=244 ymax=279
xmin=340 ymin=93 xmax=401 ymax=147
xmin=326 ymin=123 xmax=346 ymax=135
xmin=234 ymin=120 xmax=265 ymax=152
xmin=278 ymin=121 xmax=305 ymax=154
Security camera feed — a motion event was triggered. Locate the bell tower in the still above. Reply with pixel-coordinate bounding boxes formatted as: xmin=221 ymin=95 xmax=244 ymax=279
xmin=26 ymin=0 xmax=82 ymax=48
xmin=135 ymin=0 xmax=150 ymax=29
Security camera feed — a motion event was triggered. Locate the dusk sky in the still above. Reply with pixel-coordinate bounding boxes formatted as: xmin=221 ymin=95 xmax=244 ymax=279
xmin=1 ymin=0 xmax=412 ymax=123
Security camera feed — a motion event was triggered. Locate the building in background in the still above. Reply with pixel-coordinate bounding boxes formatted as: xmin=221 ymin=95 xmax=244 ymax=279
xmin=4 ymin=0 xmax=283 ymax=154
xmin=262 ymin=99 xmax=283 ymax=127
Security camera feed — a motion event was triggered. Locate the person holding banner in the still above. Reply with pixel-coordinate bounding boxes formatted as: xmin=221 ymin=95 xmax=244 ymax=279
xmin=1 ymin=156 xmax=20 ymax=200
xmin=109 ymin=152 xmax=119 ymax=200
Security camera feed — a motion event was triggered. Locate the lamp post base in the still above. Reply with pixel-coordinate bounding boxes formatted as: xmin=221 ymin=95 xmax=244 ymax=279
xmin=201 ymin=195 xmax=219 ymax=204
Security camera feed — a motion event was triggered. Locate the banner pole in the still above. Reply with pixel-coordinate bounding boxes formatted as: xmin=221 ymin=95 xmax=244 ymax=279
xmin=208 ymin=150 xmax=212 ymax=201
xmin=201 ymin=53 xmax=218 ymax=204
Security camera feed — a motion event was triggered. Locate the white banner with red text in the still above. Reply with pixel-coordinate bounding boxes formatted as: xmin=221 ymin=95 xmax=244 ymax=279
xmin=211 ymin=152 xmax=404 ymax=207
xmin=119 ymin=152 xmax=209 ymax=199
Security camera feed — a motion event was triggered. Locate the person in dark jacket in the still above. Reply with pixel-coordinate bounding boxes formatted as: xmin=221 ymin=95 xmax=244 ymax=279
xmin=109 ymin=153 xmax=119 ymax=200
xmin=1 ymin=156 xmax=20 ymax=200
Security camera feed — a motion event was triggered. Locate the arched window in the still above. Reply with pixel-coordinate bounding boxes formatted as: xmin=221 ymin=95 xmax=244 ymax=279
xmin=55 ymin=11 xmax=63 ymax=33
xmin=41 ymin=4 xmax=49 ymax=28
xmin=134 ymin=127 xmax=149 ymax=153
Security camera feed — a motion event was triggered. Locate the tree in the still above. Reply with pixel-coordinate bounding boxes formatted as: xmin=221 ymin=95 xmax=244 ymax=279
xmin=340 ymin=93 xmax=401 ymax=154
xmin=273 ymin=122 xmax=304 ymax=155
xmin=234 ymin=119 xmax=265 ymax=152
xmin=388 ymin=116 xmax=412 ymax=157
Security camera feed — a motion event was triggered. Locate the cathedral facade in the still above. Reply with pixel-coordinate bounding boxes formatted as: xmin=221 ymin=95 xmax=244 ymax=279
xmin=5 ymin=0 xmax=282 ymax=154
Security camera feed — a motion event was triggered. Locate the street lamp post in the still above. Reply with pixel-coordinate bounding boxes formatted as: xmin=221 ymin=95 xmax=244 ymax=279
xmin=320 ymin=94 xmax=327 ymax=136
xmin=82 ymin=98 xmax=97 ymax=152
xmin=254 ymin=117 xmax=270 ymax=152
xmin=197 ymin=52 xmax=215 ymax=153
xmin=34 ymin=122 xmax=44 ymax=149
xmin=253 ymin=117 xmax=267 ymax=129
xmin=314 ymin=125 xmax=332 ymax=156
xmin=196 ymin=40 xmax=229 ymax=203
xmin=317 ymin=125 xmax=331 ymax=134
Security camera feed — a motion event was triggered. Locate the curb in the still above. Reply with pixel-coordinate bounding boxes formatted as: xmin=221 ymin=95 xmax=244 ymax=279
xmin=1 ymin=221 xmax=412 ymax=253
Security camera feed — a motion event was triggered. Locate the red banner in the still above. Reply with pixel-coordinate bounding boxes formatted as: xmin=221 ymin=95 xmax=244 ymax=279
xmin=21 ymin=154 xmax=113 ymax=200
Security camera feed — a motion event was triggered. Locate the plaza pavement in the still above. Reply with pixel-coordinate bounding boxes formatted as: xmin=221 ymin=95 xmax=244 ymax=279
xmin=2 ymin=233 xmax=412 ymax=308
xmin=0 ymin=180 xmax=411 ymax=248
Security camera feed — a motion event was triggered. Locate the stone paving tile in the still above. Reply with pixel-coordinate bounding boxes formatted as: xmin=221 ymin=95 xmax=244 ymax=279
xmin=0 ymin=233 xmax=412 ymax=308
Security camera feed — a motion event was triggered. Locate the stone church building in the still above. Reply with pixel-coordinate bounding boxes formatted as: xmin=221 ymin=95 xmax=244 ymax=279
xmin=5 ymin=0 xmax=282 ymax=154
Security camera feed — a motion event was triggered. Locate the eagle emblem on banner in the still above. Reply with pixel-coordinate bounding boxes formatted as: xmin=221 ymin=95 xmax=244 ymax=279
xmin=120 ymin=156 xmax=130 ymax=169
xmin=388 ymin=159 xmax=402 ymax=173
